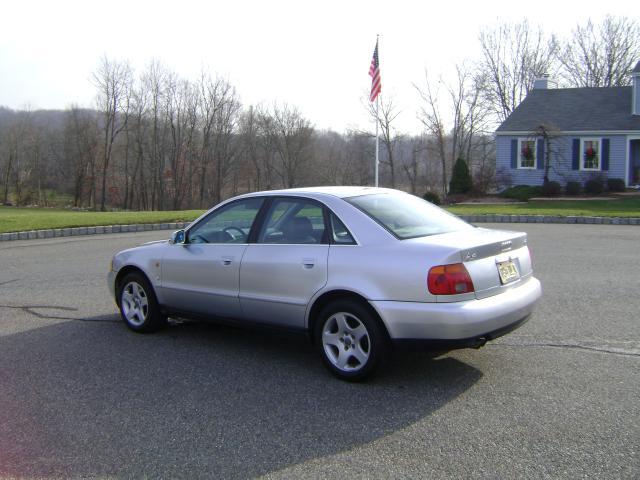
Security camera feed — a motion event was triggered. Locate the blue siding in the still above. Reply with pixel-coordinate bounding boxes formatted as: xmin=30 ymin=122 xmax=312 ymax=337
xmin=496 ymin=134 xmax=628 ymax=187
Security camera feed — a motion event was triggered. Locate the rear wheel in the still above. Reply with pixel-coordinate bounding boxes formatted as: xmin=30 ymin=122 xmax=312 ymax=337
xmin=314 ymin=299 xmax=389 ymax=381
xmin=117 ymin=272 xmax=166 ymax=333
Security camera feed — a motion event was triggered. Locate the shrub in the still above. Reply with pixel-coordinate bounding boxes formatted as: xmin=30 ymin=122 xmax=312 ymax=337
xmin=422 ymin=191 xmax=441 ymax=205
xmin=541 ymin=180 xmax=562 ymax=196
xmin=607 ymin=178 xmax=626 ymax=192
xmin=584 ymin=177 xmax=604 ymax=195
xmin=448 ymin=158 xmax=473 ymax=194
xmin=499 ymin=185 xmax=542 ymax=201
xmin=565 ymin=181 xmax=581 ymax=196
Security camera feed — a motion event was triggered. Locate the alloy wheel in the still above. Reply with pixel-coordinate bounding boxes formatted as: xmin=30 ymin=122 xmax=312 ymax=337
xmin=321 ymin=312 xmax=371 ymax=372
xmin=121 ymin=281 xmax=149 ymax=327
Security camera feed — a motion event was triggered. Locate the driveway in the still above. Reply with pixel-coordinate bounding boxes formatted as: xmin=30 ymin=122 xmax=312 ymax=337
xmin=0 ymin=224 xmax=637 ymax=478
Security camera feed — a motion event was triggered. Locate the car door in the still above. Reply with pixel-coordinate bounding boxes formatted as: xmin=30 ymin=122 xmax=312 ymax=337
xmin=239 ymin=197 xmax=329 ymax=329
xmin=160 ymin=197 xmax=264 ymax=318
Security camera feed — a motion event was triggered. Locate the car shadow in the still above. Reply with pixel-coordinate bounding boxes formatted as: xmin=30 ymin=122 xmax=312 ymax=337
xmin=0 ymin=318 xmax=482 ymax=479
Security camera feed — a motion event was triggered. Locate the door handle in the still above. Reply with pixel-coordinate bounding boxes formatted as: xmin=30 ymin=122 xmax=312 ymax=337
xmin=221 ymin=256 xmax=234 ymax=266
xmin=302 ymin=258 xmax=316 ymax=269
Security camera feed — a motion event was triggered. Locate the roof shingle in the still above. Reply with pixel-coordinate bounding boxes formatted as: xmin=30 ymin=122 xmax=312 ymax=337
xmin=496 ymin=86 xmax=640 ymax=132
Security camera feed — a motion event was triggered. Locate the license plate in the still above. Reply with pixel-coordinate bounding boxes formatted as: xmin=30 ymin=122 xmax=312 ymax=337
xmin=497 ymin=260 xmax=519 ymax=284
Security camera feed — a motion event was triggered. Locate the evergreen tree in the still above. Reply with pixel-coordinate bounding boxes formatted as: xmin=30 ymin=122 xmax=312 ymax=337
xmin=449 ymin=158 xmax=473 ymax=194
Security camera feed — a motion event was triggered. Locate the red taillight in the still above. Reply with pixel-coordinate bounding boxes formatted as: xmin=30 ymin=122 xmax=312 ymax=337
xmin=428 ymin=263 xmax=475 ymax=295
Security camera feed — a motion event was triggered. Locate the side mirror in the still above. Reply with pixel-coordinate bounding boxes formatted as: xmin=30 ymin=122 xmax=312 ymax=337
xmin=170 ymin=229 xmax=186 ymax=245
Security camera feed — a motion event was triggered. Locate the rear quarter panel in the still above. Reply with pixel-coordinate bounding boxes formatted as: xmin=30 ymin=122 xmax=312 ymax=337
xmin=325 ymin=242 xmax=462 ymax=303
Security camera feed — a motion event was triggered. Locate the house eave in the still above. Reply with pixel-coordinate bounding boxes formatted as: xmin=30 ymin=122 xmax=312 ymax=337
xmin=495 ymin=130 xmax=640 ymax=136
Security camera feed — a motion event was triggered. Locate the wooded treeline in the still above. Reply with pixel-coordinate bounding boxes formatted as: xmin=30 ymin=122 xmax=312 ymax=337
xmin=1 ymin=16 xmax=638 ymax=210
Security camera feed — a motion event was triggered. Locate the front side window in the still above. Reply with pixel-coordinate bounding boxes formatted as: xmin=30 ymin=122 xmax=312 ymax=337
xmin=258 ymin=198 xmax=326 ymax=244
xmin=581 ymin=139 xmax=601 ymax=170
xmin=518 ymin=139 xmax=536 ymax=169
xmin=188 ymin=198 xmax=264 ymax=244
xmin=347 ymin=193 xmax=472 ymax=240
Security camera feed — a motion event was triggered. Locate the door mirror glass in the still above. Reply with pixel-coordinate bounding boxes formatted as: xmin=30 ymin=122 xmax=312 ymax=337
xmin=170 ymin=229 xmax=186 ymax=244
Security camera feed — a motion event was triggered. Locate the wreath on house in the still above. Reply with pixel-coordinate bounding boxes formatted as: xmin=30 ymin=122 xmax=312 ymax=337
xmin=521 ymin=143 xmax=534 ymax=162
xmin=584 ymin=146 xmax=597 ymax=162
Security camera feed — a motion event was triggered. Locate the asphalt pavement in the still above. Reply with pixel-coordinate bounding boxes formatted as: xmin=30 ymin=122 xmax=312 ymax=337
xmin=0 ymin=225 xmax=638 ymax=479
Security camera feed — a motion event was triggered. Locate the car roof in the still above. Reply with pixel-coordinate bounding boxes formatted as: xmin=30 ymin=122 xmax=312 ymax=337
xmin=247 ymin=186 xmax=399 ymax=199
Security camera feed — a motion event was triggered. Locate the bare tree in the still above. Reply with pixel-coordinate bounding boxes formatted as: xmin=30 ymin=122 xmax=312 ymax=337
xmin=143 ymin=60 xmax=171 ymax=210
xmin=237 ymin=105 xmax=264 ymax=191
xmin=343 ymin=130 xmax=374 ymax=186
xmin=262 ymin=103 xmax=314 ymax=189
xmin=415 ymin=65 xmax=490 ymax=196
xmin=470 ymin=134 xmax=497 ymax=194
xmin=196 ymin=72 xmax=241 ymax=206
xmin=0 ymin=108 xmax=43 ymax=206
xmin=479 ymin=20 xmax=558 ymax=123
xmin=165 ymin=76 xmax=199 ymax=209
xmin=63 ymin=106 xmax=99 ymax=207
xmin=556 ymin=16 xmax=640 ymax=88
xmin=415 ymin=72 xmax=449 ymax=195
xmin=128 ymin=77 xmax=151 ymax=210
xmin=402 ymin=135 xmax=428 ymax=195
xmin=210 ymin=81 xmax=241 ymax=204
xmin=0 ymin=114 xmax=18 ymax=204
xmin=93 ymin=56 xmax=132 ymax=211
xmin=367 ymin=95 xmax=401 ymax=188
xmin=530 ymin=123 xmax=567 ymax=183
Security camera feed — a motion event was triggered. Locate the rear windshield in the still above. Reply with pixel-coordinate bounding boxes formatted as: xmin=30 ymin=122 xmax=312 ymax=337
xmin=346 ymin=193 xmax=473 ymax=239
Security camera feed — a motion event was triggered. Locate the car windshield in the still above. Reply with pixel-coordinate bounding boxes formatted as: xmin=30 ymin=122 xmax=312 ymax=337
xmin=346 ymin=193 xmax=473 ymax=239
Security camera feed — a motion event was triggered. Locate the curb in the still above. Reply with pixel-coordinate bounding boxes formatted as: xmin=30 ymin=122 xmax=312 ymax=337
xmin=0 ymin=216 xmax=639 ymax=243
xmin=0 ymin=222 xmax=190 ymax=242
xmin=458 ymin=215 xmax=640 ymax=225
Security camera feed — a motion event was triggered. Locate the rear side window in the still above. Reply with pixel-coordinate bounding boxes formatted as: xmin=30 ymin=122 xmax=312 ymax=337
xmin=330 ymin=214 xmax=355 ymax=245
xmin=258 ymin=198 xmax=326 ymax=244
xmin=346 ymin=193 xmax=472 ymax=239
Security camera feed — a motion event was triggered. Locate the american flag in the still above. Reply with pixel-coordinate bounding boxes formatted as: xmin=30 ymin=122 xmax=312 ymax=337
xmin=369 ymin=39 xmax=381 ymax=102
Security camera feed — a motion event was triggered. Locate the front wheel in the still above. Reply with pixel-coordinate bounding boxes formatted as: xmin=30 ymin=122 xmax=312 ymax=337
xmin=314 ymin=299 xmax=389 ymax=381
xmin=117 ymin=272 xmax=166 ymax=333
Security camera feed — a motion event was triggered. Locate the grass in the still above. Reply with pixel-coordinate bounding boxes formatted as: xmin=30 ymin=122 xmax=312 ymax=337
xmin=446 ymin=197 xmax=640 ymax=218
xmin=0 ymin=207 xmax=205 ymax=234
xmin=1 ymin=198 xmax=639 ymax=233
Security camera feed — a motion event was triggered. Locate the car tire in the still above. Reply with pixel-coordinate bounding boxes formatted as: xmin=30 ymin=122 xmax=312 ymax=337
xmin=117 ymin=272 xmax=166 ymax=333
xmin=314 ymin=299 xmax=389 ymax=382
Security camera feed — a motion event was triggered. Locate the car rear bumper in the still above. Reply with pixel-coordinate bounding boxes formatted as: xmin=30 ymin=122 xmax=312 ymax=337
xmin=370 ymin=276 xmax=541 ymax=341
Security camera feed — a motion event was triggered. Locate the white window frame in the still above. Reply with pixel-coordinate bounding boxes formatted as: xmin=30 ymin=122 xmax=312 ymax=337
xmin=517 ymin=138 xmax=537 ymax=169
xmin=580 ymin=138 xmax=602 ymax=171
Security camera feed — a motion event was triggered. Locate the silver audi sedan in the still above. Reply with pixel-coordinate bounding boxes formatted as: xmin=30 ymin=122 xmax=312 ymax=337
xmin=108 ymin=187 xmax=541 ymax=380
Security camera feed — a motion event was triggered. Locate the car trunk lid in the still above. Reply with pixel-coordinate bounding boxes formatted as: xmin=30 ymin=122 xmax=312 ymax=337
xmin=408 ymin=228 xmax=532 ymax=301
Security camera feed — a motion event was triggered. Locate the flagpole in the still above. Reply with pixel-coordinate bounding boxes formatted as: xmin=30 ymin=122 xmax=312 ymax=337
xmin=375 ymin=96 xmax=379 ymax=187
xmin=369 ymin=34 xmax=381 ymax=187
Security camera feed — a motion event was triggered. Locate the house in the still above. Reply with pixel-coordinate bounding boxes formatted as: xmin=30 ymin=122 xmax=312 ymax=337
xmin=495 ymin=61 xmax=640 ymax=188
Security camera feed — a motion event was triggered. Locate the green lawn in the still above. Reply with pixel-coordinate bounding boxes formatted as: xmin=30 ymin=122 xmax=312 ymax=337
xmin=1 ymin=198 xmax=639 ymax=233
xmin=0 ymin=207 xmax=205 ymax=233
xmin=447 ymin=197 xmax=640 ymax=218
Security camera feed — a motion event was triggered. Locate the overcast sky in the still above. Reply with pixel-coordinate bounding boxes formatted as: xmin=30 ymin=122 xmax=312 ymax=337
xmin=0 ymin=0 xmax=635 ymax=133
